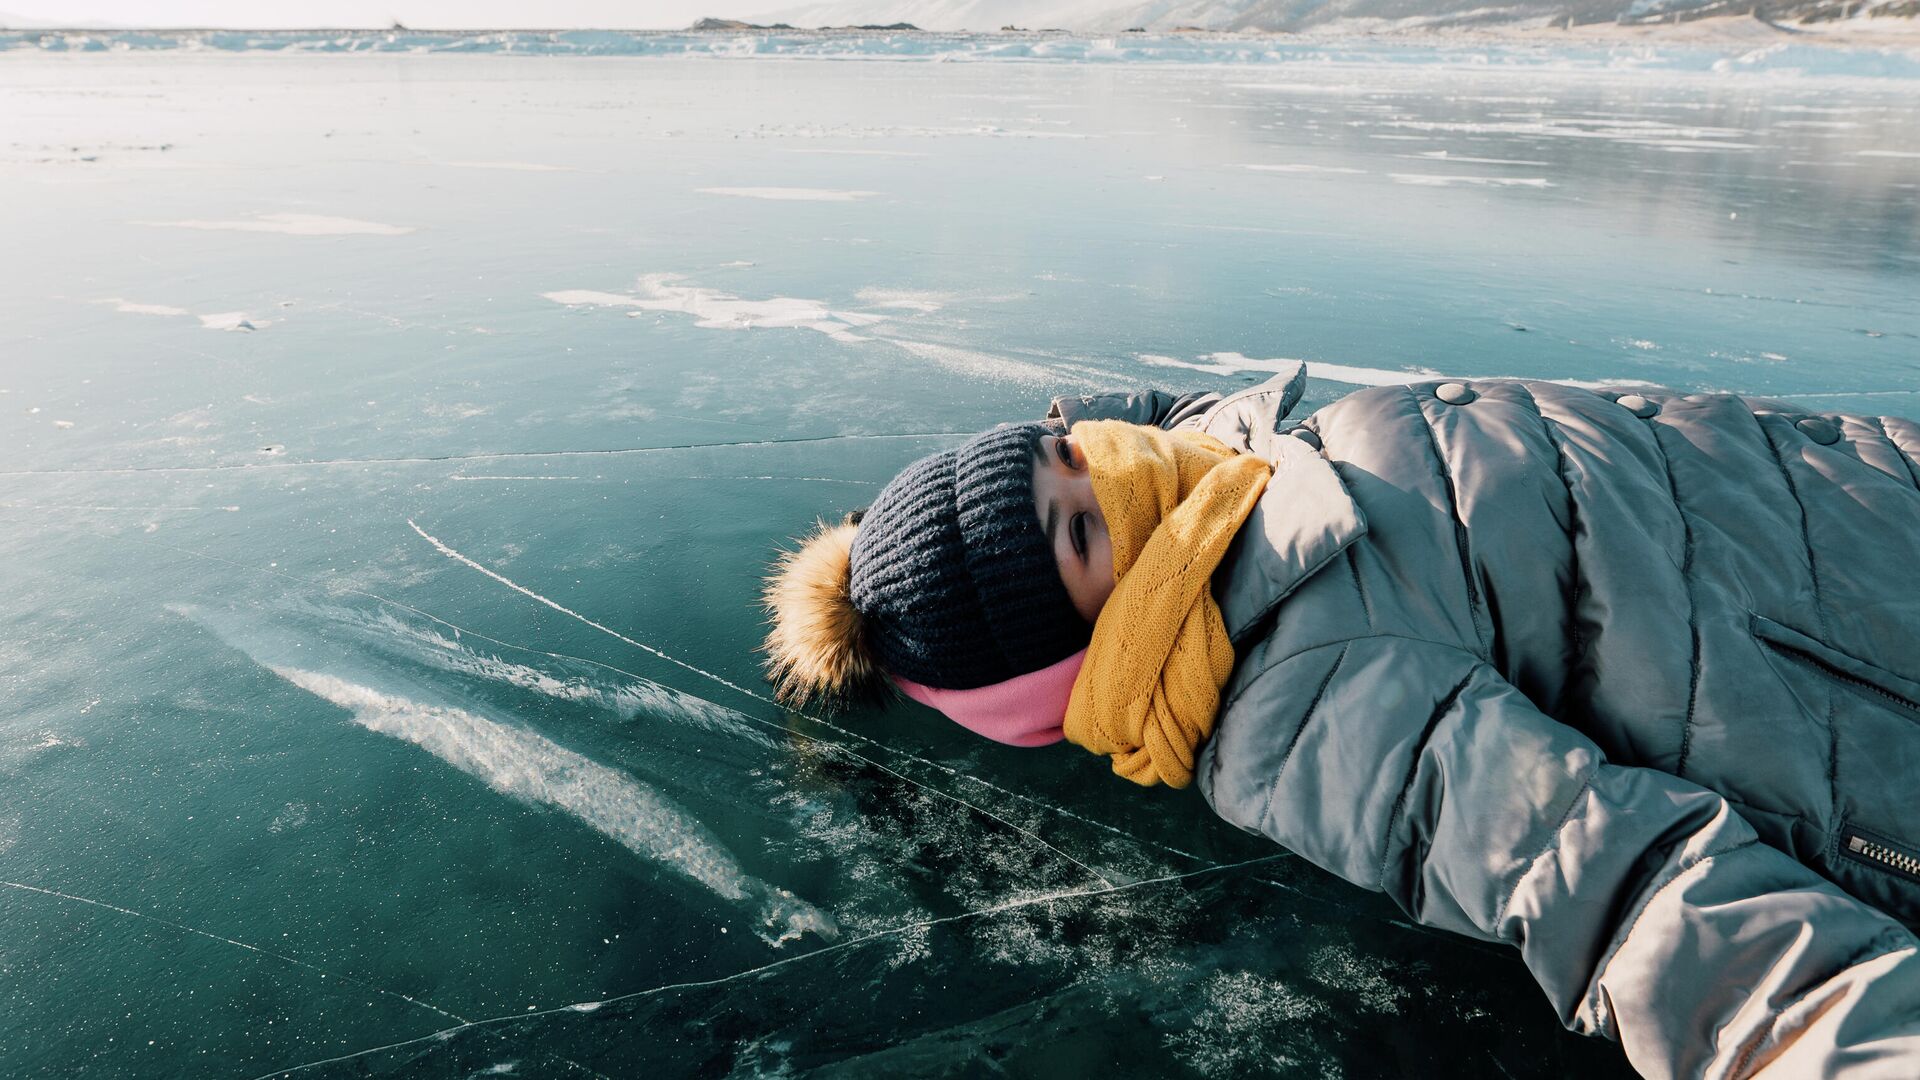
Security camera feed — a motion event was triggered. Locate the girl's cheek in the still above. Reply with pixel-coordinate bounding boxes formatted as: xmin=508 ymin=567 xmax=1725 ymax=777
xmin=1093 ymin=533 xmax=1117 ymax=587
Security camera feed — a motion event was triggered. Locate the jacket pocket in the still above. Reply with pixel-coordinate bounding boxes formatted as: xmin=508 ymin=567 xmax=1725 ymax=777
xmin=1750 ymin=613 xmax=1920 ymax=726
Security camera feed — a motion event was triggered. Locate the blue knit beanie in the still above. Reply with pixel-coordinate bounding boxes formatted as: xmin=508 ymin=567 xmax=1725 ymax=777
xmin=847 ymin=423 xmax=1090 ymax=690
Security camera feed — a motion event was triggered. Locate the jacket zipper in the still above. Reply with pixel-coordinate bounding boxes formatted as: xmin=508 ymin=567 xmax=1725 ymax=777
xmin=1823 ymin=665 xmax=1920 ymax=718
xmin=1843 ymin=831 xmax=1920 ymax=885
xmin=1760 ymin=639 xmax=1920 ymax=722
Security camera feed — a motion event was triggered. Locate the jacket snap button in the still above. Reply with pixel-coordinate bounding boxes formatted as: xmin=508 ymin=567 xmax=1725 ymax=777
xmin=1435 ymin=382 xmax=1476 ymax=405
xmin=1796 ymin=417 xmax=1840 ymax=445
xmin=1616 ymin=394 xmax=1659 ymax=419
xmin=1289 ymin=427 xmax=1323 ymax=451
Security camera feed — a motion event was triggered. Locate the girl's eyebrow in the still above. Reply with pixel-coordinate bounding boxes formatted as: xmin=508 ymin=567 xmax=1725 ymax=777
xmin=1044 ymin=497 xmax=1059 ymax=548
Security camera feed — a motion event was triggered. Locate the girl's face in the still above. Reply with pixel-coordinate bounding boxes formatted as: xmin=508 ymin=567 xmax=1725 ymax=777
xmin=1033 ymin=432 xmax=1115 ymax=623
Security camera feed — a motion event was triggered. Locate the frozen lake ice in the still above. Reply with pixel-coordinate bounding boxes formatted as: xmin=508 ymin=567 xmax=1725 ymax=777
xmin=1 ymin=36 xmax=1917 ymax=1078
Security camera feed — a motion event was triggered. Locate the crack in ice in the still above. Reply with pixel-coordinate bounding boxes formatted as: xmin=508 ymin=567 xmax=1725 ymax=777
xmin=120 ymin=532 xmax=1203 ymax=870
xmin=0 ymin=431 xmax=976 ymax=478
xmin=407 ymin=519 xmax=764 ymax=701
xmin=243 ymin=853 xmax=1288 ymax=1080
xmin=0 ymin=879 xmax=469 ymax=1024
xmin=404 ymin=519 xmax=1124 ymax=887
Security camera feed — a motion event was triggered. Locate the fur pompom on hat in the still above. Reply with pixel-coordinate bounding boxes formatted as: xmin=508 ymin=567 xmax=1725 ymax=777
xmin=761 ymin=424 xmax=1089 ymax=711
xmin=761 ymin=517 xmax=883 ymax=711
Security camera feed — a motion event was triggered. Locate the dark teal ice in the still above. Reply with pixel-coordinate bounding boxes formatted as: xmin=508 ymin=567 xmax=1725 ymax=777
xmin=2 ymin=39 xmax=1918 ymax=1078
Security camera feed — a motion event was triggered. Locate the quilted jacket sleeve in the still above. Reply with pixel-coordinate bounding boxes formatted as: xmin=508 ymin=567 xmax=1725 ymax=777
xmin=1202 ymin=634 xmax=1920 ymax=1079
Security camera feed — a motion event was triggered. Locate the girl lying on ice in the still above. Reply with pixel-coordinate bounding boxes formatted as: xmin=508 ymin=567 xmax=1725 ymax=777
xmin=760 ymin=365 xmax=1920 ymax=1079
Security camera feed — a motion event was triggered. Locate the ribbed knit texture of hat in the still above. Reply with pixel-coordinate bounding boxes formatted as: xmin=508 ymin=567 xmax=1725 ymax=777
xmin=848 ymin=423 xmax=1090 ymax=690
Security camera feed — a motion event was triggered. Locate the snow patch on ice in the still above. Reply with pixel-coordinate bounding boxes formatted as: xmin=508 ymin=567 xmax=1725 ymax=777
xmin=697 ymin=187 xmax=877 ymax=201
xmin=547 ymin=277 xmax=1076 ymax=387
xmin=546 ymin=274 xmax=884 ymax=343
xmin=98 ymin=298 xmax=190 ymax=316
xmin=267 ymin=664 xmax=836 ymax=946
xmin=541 ymin=290 xmax=638 ymax=307
xmin=94 ymin=297 xmax=270 ymax=330
xmin=853 ymin=287 xmax=950 ymax=312
xmin=882 ymin=338 xmax=1061 ymax=386
xmin=137 ymin=212 xmax=415 ymax=236
xmin=197 ymin=311 xmax=268 ymax=332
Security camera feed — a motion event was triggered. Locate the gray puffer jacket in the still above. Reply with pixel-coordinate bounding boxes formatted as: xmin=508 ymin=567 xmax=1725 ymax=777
xmin=1048 ymin=366 xmax=1920 ymax=1080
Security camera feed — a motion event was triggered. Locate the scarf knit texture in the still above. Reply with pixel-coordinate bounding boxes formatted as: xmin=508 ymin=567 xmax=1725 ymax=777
xmin=1062 ymin=421 xmax=1273 ymax=788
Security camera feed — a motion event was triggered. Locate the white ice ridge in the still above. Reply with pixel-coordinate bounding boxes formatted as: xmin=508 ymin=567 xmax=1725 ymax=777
xmin=1406 ymin=151 xmax=1551 ymax=166
xmin=1388 ymin=174 xmax=1555 ymax=188
xmin=778 ymin=149 xmax=928 ymax=157
xmin=267 ymin=665 xmax=836 ymax=947
xmin=1139 ymin=353 xmax=1663 ymax=391
xmin=696 ymin=187 xmax=878 ymax=201
xmin=449 ymin=475 xmax=586 ymax=481
xmin=400 ymin=520 xmax=1125 ymax=883
xmin=135 ymin=213 xmax=415 ymax=236
xmin=359 ymin=609 xmax=775 ymax=747
xmin=151 ymin=538 xmax=1159 ymax=914
xmin=1242 ymin=163 xmax=1366 ymax=174
xmin=438 ymin=160 xmax=577 ymax=171
xmin=543 ymin=274 xmax=887 ymax=343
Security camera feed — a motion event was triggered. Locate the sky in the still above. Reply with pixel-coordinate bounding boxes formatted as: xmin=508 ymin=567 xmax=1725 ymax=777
xmin=0 ymin=1 xmax=805 ymax=28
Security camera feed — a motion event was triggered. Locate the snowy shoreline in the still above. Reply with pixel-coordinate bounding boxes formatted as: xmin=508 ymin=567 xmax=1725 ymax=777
xmin=4 ymin=20 xmax=1916 ymax=53
xmin=3 ymin=24 xmax=1918 ymax=81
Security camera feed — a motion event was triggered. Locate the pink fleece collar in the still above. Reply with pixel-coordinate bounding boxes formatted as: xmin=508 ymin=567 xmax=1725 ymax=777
xmin=892 ymin=649 xmax=1085 ymax=747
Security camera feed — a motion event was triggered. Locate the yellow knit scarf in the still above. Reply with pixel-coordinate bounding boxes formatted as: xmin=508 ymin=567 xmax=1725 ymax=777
xmin=1062 ymin=421 xmax=1272 ymax=788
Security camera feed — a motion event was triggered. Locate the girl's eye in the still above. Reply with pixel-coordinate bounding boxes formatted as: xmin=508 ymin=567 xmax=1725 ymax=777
xmin=1070 ymin=512 xmax=1088 ymax=560
xmin=1055 ymin=437 xmax=1074 ymax=468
